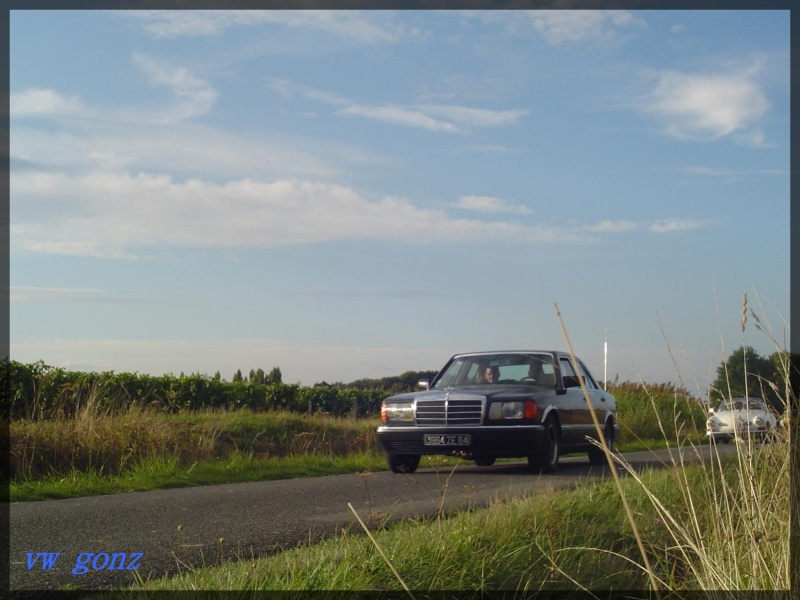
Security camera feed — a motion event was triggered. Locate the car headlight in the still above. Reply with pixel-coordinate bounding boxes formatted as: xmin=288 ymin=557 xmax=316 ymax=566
xmin=489 ymin=401 xmax=523 ymax=420
xmin=706 ymin=417 xmax=719 ymax=430
xmin=753 ymin=416 xmax=764 ymax=426
xmin=381 ymin=402 xmax=414 ymax=424
xmin=488 ymin=401 xmax=538 ymax=421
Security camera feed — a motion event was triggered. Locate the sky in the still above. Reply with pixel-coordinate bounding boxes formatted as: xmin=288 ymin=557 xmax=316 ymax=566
xmin=8 ymin=10 xmax=791 ymax=399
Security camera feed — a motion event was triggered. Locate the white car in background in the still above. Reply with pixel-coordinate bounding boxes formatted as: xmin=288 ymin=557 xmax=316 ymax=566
xmin=706 ymin=397 xmax=778 ymax=444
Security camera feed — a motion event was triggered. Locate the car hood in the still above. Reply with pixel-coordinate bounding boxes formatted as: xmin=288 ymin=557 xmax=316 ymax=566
xmin=713 ymin=409 xmax=772 ymax=424
xmin=387 ymin=385 xmax=551 ymax=402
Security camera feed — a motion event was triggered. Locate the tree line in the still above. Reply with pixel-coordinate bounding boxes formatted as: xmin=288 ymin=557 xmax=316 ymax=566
xmin=708 ymin=346 xmax=794 ymax=414
xmin=4 ymin=345 xmax=793 ymax=421
xmin=2 ymin=359 xmax=435 ymax=421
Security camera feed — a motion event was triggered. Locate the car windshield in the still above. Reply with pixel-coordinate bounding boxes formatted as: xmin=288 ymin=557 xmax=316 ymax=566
xmin=716 ymin=399 xmax=764 ymax=412
xmin=432 ymin=352 xmax=556 ymax=388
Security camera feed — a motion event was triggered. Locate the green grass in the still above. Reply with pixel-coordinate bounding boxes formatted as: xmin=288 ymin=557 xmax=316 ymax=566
xmin=9 ymin=452 xmax=386 ymax=502
xmin=9 ymin=379 xmax=707 ymax=503
xmin=8 ymin=403 xmax=698 ymax=503
xmin=126 ymin=441 xmax=789 ymax=592
xmin=9 ymin=449 xmax=474 ymax=502
xmin=10 ymin=440 xmax=667 ymax=503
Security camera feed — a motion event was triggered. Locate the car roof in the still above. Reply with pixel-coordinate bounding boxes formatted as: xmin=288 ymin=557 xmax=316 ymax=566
xmin=452 ymin=350 xmax=564 ymax=356
xmin=722 ymin=397 xmax=763 ymax=402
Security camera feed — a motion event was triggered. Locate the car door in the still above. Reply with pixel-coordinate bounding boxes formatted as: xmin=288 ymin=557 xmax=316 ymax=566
xmin=575 ymin=359 xmax=608 ymax=439
xmin=557 ymin=356 xmax=590 ymax=445
xmin=558 ymin=356 xmax=604 ymax=445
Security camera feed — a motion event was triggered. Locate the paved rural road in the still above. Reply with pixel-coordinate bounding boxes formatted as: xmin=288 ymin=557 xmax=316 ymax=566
xmin=9 ymin=444 xmax=738 ymax=591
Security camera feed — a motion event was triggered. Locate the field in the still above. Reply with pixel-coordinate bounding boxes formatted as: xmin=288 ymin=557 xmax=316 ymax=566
xmin=6 ymin=352 xmax=793 ymax=592
xmin=8 ymin=375 xmax=708 ymax=501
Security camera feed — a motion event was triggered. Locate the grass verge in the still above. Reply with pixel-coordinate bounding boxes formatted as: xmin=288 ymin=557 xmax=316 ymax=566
xmin=125 ymin=441 xmax=788 ymax=592
xmin=10 ymin=452 xmax=385 ymax=502
xmin=10 ymin=402 xmax=689 ymax=503
xmin=9 ymin=440 xmax=679 ymax=503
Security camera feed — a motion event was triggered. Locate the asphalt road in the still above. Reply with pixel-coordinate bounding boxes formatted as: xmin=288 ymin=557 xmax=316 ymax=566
xmin=9 ymin=444 xmax=738 ymax=591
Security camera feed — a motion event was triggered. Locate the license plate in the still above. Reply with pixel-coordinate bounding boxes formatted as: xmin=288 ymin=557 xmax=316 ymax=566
xmin=424 ymin=434 xmax=471 ymax=446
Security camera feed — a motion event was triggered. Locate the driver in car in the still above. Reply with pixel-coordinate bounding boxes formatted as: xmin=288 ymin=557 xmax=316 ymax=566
xmin=478 ymin=365 xmax=500 ymax=384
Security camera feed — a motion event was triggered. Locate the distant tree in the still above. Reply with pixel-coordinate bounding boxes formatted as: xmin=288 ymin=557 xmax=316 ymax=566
xmin=267 ymin=367 xmax=282 ymax=384
xmin=213 ymin=371 xmax=221 ymax=381
xmin=709 ymin=346 xmax=782 ymax=412
xmin=341 ymin=370 xmax=438 ymax=392
xmin=767 ymin=350 xmax=795 ymax=412
xmin=233 ymin=369 xmax=243 ymax=382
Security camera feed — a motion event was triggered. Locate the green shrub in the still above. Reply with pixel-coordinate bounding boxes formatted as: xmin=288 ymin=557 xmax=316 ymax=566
xmin=610 ymin=381 xmax=706 ymax=444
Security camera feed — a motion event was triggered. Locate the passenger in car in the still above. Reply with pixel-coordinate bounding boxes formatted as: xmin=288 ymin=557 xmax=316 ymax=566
xmin=528 ymin=359 xmax=556 ymax=388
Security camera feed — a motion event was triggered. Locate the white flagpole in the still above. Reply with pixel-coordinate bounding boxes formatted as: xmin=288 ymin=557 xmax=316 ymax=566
xmin=604 ymin=329 xmax=608 ymax=391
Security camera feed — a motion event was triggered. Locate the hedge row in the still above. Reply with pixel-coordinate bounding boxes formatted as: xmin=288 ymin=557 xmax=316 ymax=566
xmin=3 ymin=360 xmax=390 ymax=421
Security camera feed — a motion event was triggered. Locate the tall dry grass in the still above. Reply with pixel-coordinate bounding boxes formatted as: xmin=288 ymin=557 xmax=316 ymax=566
xmin=9 ymin=407 xmax=381 ymax=481
xmin=568 ymin=294 xmax=793 ymax=592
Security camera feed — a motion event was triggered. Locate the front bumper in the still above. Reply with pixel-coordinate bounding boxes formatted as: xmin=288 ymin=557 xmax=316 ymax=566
xmin=377 ymin=425 xmax=545 ymax=457
xmin=706 ymin=423 xmax=769 ymax=441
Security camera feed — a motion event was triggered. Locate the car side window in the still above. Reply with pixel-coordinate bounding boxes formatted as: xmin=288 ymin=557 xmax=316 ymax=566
xmin=559 ymin=358 xmax=576 ymax=377
xmin=577 ymin=361 xmax=598 ymax=390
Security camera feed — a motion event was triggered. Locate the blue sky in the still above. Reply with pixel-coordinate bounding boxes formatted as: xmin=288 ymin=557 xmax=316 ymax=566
xmin=9 ymin=10 xmax=790 ymax=397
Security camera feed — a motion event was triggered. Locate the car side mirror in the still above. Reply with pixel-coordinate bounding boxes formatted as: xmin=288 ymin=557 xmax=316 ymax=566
xmin=418 ymin=380 xmax=429 ymax=390
xmin=562 ymin=375 xmax=580 ymax=389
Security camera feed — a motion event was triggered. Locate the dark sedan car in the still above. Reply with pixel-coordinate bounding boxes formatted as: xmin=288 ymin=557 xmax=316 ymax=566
xmin=377 ymin=350 xmax=619 ymax=474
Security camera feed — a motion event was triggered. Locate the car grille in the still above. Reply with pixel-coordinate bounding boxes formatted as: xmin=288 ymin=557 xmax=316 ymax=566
xmin=416 ymin=397 xmax=483 ymax=426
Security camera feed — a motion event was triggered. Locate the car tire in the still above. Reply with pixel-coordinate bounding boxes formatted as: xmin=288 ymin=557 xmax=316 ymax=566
xmin=588 ymin=420 xmax=614 ymax=466
xmin=528 ymin=415 xmax=560 ymax=473
xmin=474 ymin=456 xmax=496 ymax=467
xmin=386 ymin=453 xmax=420 ymax=474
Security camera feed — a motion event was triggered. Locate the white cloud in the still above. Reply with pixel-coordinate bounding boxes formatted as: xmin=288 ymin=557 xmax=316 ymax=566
xmin=11 ymin=56 xmax=217 ymax=127
xmin=10 ymin=172 xmax=589 ymax=258
xmin=582 ymin=219 xmax=640 ymax=233
xmin=11 ymin=168 xmax=712 ymax=259
xmin=337 ymin=105 xmax=462 ymax=133
xmin=513 ymin=10 xmax=645 ymax=45
xmin=645 ymin=68 xmax=770 ymax=143
xmin=454 ymin=195 xmax=532 ymax=215
xmin=415 ymin=105 xmax=528 ymax=128
xmin=120 ymin=10 xmax=417 ymax=43
xmin=337 ymin=101 xmax=526 ymax=134
xmin=676 ymin=166 xmax=786 ymax=183
xmin=649 ymin=218 xmax=715 ymax=233
xmin=272 ymin=79 xmax=527 ymax=134
xmin=10 ymin=89 xmax=86 ymax=117
xmin=581 ymin=218 xmax=714 ymax=234
xmin=11 ymin=112 xmax=384 ymax=182
xmin=131 ymin=54 xmax=218 ymax=122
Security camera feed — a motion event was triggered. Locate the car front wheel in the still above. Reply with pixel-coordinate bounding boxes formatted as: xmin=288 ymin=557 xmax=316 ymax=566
xmin=529 ymin=415 xmax=560 ymax=473
xmin=386 ymin=453 xmax=420 ymax=474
